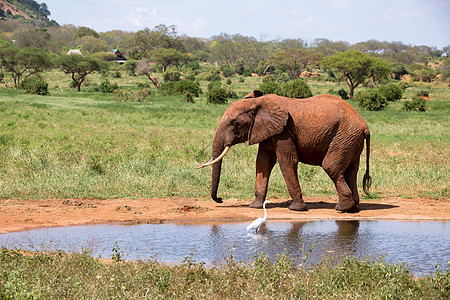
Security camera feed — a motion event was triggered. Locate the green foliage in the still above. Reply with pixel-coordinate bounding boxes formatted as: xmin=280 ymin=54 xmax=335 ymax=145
xmin=403 ymin=97 xmax=427 ymax=111
xmin=337 ymin=88 xmax=349 ymax=100
xmin=259 ymin=81 xmax=281 ymax=95
xmin=220 ymin=65 xmax=236 ymax=77
xmin=18 ymin=76 xmax=49 ymax=95
xmin=159 ymin=80 xmax=202 ymax=97
xmin=99 ymin=79 xmax=119 ymax=93
xmin=280 ymin=79 xmax=312 ymax=98
xmin=321 ymin=50 xmax=391 ymax=98
xmin=0 ymin=247 xmax=447 ymax=299
xmin=355 ymin=89 xmax=389 ymax=111
xmin=206 ymin=82 xmax=237 ymax=104
xmin=379 ymin=82 xmax=403 ymax=101
xmin=124 ymin=59 xmax=137 ymax=76
xmin=112 ymin=71 xmax=121 ymax=78
xmin=57 ymin=54 xmax=108 ymax=91
xmin=163 ymin=71 xmax=181 ymax=82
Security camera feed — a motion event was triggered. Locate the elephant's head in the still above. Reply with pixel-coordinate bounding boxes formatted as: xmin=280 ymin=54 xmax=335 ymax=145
xmin=197 ymin=90 xmax=289 ymax=203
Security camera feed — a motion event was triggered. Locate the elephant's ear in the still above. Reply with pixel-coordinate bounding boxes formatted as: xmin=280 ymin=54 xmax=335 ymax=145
xmin=248 ymin=106 xmax=289 ymax=145
xmin=244 ymin=90 xmax=263 ymax=99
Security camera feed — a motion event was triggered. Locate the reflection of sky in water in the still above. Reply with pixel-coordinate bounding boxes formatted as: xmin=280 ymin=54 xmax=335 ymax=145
xmin=0 ymin=220 xmax=448 ymax=275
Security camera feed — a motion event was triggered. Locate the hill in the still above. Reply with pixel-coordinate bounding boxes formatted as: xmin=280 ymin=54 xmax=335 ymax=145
xmin=0 ymin=0 xmax=50 ymax=21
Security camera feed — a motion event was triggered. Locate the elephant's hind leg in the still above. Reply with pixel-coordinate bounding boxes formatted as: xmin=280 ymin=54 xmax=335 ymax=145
xmin=344 ymin=160 xmax=361 ymax=213
xmin=251 ymin=142 xmax=276 ymax=209
xmin=322 ymin=152 xmax=356 ymax=212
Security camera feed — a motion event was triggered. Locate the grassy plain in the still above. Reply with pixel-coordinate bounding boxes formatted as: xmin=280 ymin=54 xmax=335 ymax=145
xmin=0 ymin=69 xmax=449 ymax=200
xmin=0 ymin=247 xmax=448 ymax=299
xmin=0 ymin=70 xmax=449 ymax=298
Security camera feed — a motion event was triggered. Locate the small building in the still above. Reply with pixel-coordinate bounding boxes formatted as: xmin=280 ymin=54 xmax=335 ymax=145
xmin=109 ymin=49 xmax=127 ymax=63
xmin=67 ymin=49 xmax=83 ymax=55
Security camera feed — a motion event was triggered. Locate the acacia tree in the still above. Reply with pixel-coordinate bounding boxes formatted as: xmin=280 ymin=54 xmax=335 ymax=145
xmin=268 ymin=48 xmax=321 ymax=79
xmin=57 ymin=54 xmax=107 ymax=91
xmin=150 ymin=48 xmax=189 ymax=72
xmin=321 ymin=50 xmax=391 ymax=99
xmin=0 ymin=46 xmax=52 ymax=87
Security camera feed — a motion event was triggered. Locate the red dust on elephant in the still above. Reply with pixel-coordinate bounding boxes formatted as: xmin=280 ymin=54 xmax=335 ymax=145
xmin=198 ymin=91 xmax=371 ymax=213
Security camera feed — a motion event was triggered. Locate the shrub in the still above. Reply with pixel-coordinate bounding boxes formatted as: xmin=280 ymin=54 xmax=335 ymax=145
xmin=416 ymin=89 xmax=430 ymax=97
xmin=280 ymin=79 xmax=312 ymax=99
xmin=19 ymin=76 xmax=49 ymax=95
xmin=259 ymin=81 xmax=281 ymax=95
xmin=99 ymin=79 xmax=119 ymax=93
xmin=262 ymin=74 xmax=276 ymax=83
xmin=403 ymin=97 xmax=427 ymax=111
xmin=220 ymin=65 xmax=236 ymax=78
xmin=355 ymin=89 xmax=388 ymax=111
xmin=207 ymin=82 xmax=237 ymax=104
xmin=163 ymin=71 xmax=181 ymax=82
xmin=207 ymin=73 xmax=222 ymax=82
xmin=378 ymin=83 xmax=403 ymax=101
xmin=338 ymin=88 xmax=349 ymax=100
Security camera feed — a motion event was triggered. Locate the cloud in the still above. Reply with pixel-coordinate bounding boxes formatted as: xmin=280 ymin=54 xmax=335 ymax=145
xmin=128 ymin=7 xmax=158 ymax=27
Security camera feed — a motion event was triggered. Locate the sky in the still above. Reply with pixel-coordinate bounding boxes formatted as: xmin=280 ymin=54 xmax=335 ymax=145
xmin=43 ymin=0 xmax=449 ymax=48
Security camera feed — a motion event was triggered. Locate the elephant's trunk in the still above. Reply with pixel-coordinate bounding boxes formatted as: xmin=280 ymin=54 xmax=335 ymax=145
xmin=210 ymin=139 xmax=227 ymax=203
xmin=209 ymin=125 xmax=232 ymax=203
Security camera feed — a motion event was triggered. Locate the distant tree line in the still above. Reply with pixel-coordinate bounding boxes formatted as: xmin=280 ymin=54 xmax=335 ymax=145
xmin=0 ymin=18 xmax=449 ymax=99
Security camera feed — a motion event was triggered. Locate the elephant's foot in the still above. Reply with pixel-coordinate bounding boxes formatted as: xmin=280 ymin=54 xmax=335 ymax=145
xmin=288 ymin=200 xmax=308 ymax=211
xmin=249 ymin=198 xmax=264 ymax=209
xmin=335 ymin=199 xmax=358 ymax=213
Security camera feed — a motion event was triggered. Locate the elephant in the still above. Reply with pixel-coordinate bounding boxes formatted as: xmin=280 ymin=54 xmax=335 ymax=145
xmin=197 ymin=90 xmax=372 ymax=213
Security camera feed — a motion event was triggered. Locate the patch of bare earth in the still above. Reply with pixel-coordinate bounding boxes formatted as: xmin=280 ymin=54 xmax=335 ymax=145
xmin=0 ymin=197 xmax=449 ymax=234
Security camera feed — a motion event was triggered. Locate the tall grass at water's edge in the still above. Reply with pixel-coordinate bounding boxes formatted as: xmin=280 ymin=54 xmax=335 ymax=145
xmin=0 ymin=74 xmax=449 ymax=200
xmin=0 ymin=247 xmax=448 ymax=299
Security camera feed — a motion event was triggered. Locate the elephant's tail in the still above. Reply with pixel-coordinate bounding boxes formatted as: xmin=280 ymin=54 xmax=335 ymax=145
xmin=362 ymin=129 xmax=372 ymax=194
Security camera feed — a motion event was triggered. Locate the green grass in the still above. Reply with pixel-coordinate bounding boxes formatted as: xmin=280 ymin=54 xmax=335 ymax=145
xmin=0 ymin=247 xmax=448 ymax=299
xmin=0 ymin=71 xmax=449 ymax=200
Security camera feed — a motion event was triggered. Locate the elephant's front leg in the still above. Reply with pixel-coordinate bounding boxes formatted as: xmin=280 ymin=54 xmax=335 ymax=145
xmin=275 ymin=136 xmax=308 ymax=211
xmin=251 ymin=142 xmax=276 ymax=209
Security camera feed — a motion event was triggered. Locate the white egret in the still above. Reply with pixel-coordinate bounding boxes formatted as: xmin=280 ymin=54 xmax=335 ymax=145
xmin=246 ymin=200 xmax=270 ymax=232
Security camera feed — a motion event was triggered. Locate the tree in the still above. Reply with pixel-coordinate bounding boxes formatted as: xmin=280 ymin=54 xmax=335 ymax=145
xmin=125 ymin=24 xmax=185 ymax=59
xmin=13 ymin=28 xmax=51 ymax=50
xmin=57 ymin=54 xmax=107 ymax=91
xmin=268 ymin=48 xmax=321 ymax=79
xmin=76 ymin=26 xmax=100 ymax=39
xmin=150 ymin=48 xmax=189 ymax=72
xmin=321 ymin=50 xmax=391 ymax=99
xmin=0 ymin=46 xmax=52 ymax=87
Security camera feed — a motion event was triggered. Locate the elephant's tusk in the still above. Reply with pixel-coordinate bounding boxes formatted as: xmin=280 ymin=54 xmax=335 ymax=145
xmin=196 ymin=146 xmax=230 ymax=169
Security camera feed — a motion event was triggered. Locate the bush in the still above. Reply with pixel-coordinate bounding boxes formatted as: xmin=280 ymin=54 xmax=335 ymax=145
xmin=163 ymin=71 xmax=181 ymax=82
xmin=378 ymin=83 xmax=403 ymax=101
xmin=355 ymin=89 xmax=388 ymax=111
xmin=207 ymin=82 xmax=237 ymax=104
xmin=99 ymin=79 xmax=119 ymax=93
xmin=259 ymin=81 xmax=281 ymax=95
xmin=220 ymin=65 xmax=236 ymax=78
xmin=338 ymin=88 xmax=349 ymax=100
xmin=416 ymin=89 xmax=430 ymax=97
xmin=19 ymin=76 xmax=49 ymax=95
xmin=280 ymin=79 xmax=312 ymax=99
xmin=262 ymin=74 xmax=276 ymax=83
xmin=403 ymin=97 xmax=427 ymax=111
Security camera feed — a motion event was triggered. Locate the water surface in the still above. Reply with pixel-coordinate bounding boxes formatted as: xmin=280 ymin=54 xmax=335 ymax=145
xmin=1 ymin=220 xmax=448 ymax=275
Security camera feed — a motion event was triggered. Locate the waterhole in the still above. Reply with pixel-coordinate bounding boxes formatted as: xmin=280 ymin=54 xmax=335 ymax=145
xmin=1 ymin=220 xmax=448 ymax=275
